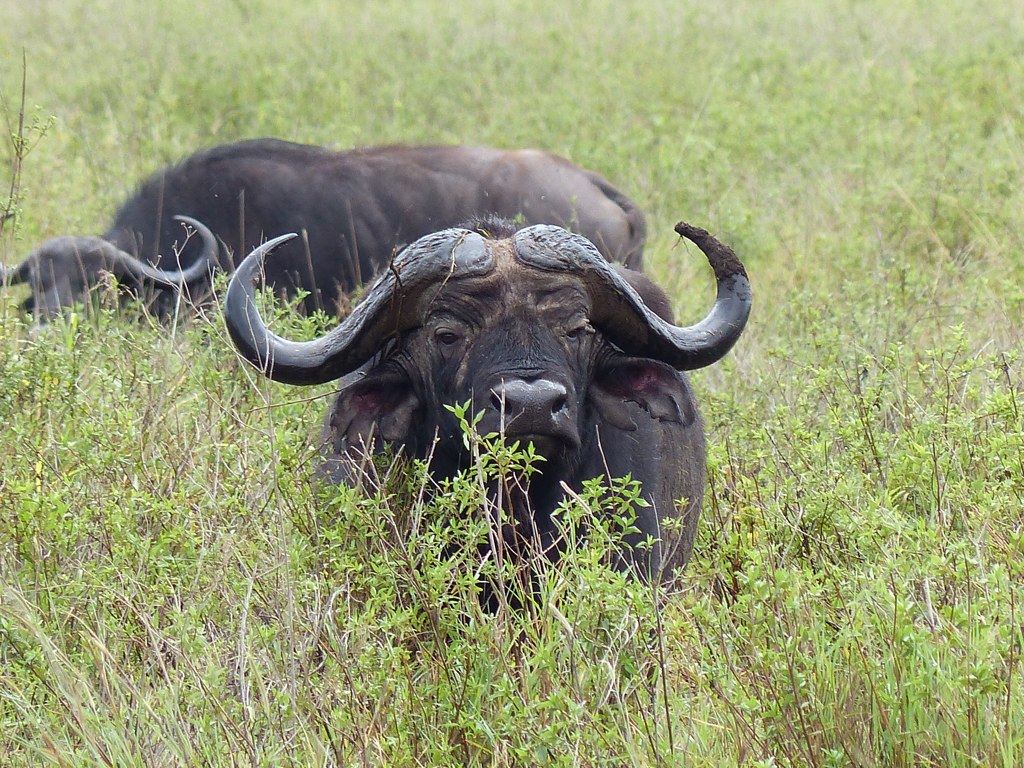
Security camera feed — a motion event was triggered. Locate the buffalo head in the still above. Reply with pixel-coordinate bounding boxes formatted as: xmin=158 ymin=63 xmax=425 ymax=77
xmin=224 ymin=220 xmax=750 ymax=582
xmin=1 ymin=216 xmax=218 ymax=322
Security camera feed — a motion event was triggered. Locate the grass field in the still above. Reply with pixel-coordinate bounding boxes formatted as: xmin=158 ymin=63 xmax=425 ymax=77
xmin=2 ymin=0 xmax=1023 ymax=764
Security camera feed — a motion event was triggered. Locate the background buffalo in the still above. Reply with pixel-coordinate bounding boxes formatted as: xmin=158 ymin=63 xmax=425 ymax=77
xmin=2 ymin=139 xmax=646 ymax=321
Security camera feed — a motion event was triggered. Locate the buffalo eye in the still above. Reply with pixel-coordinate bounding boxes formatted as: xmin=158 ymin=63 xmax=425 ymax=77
xmin=435 ymin=328 xmax=462 ymax=346
xmin=428 ymin=317 xmax=470 ymax=357
xmin=564 ymin=320 xmax=593 ymax=341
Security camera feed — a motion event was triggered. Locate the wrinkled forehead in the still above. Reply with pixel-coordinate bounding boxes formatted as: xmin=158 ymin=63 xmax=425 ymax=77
xmin=421 ymin=228 xmax=593 ymax=315
xmin=385 ymin=224 xmax=600 ymax=320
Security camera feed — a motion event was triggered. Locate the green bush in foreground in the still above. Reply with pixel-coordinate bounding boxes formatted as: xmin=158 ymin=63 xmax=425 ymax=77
xmin=0 ymin=304 xmax=1021 ymax=765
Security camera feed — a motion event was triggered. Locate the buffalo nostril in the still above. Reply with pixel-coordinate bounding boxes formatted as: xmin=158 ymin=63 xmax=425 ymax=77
xmin=551 ymin=392 xmax=568 ymax=415
xmin=490 ymin=389 xmax=505 ymax=411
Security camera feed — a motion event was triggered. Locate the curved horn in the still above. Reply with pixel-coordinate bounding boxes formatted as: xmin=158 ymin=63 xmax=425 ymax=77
xmin=104 ymin=215 xmax=218 ymax=286
xmin=224 ymin=228 xmax=494 ymax=385
xmin=514 ymin=222 xmax=751 ymax=370
xmin=4 ymin=216 xmax=217 ymax=290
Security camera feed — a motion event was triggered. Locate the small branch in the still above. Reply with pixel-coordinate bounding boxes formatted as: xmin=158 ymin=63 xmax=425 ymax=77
xmin=0 ymin=50 xmax=29 ymax=235
xmin=1 ymin=50 xmax=55 ymax=238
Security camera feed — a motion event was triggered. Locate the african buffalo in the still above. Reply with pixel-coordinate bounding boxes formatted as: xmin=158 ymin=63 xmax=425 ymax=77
xmin=224 ymin=218 xmax=750 ymax=585
xmin=2 ymin=139 xmax=646 ymax=321
xmin=0 ymin=217 xmax=218 ymax=321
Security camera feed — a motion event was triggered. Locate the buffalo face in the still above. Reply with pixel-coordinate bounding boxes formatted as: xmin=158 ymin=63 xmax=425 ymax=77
xmin=225 ymin=220 xmax=751 ymax=581
xmin=325 ymin=239 xmax=696 ymax=481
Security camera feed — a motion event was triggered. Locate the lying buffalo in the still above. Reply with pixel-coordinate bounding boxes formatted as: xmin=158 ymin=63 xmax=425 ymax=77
xmin=2 ymin=139 xmax=646 ymax=321
xmin=225 ymin=218 xmax=750 ymax=584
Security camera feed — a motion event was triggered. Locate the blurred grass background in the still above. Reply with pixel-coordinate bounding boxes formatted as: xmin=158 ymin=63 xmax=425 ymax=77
xmin=2 ymin=0 xmax=1022 ymax=764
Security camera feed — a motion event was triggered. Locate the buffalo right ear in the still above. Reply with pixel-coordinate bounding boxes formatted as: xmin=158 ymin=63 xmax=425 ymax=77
xmin=325 ymin=367 xmax=421 ymax=453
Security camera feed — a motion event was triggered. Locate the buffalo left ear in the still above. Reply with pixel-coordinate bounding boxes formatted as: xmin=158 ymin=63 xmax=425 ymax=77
xmin=590 ymin=357 xmax=697 ymax=431
xmin=326 ymin=367 xmax=421 ymax=453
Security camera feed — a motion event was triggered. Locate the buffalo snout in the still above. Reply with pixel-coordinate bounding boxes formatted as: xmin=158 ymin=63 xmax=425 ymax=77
xmin=485 ymin=376 xmax=579 ymax=451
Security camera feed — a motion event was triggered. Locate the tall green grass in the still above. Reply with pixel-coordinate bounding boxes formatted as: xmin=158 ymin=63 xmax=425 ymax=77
xmin=2 ymin=0 xmax=1022 ymax=764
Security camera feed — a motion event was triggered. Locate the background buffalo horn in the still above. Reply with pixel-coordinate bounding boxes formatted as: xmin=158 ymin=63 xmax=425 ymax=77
xmin=224 ymin=228 xmax=493 ymax=385
xmin=0 ymin=215 xmax=217 ymax=288
xmin=106 ymin=215 xmax=218 ymax=286
xmin=513 ymin=222 xmax=751 ymax=370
